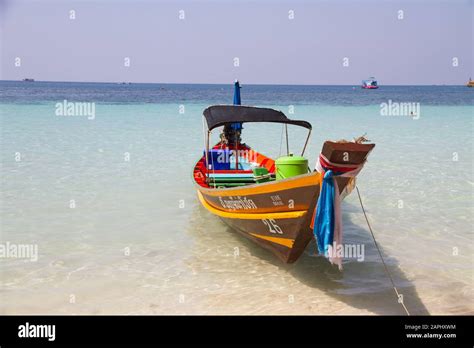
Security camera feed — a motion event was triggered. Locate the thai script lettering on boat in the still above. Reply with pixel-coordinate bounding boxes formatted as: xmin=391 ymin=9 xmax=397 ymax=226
xmin=270 ymin=195 xmax=284 ymax=206
xmin=218 ymin=196 xmax=257 ymax=210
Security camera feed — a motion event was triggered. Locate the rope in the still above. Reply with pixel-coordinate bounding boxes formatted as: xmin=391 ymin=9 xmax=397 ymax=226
xmin=355 ymin=186 xmax=410 ymax=316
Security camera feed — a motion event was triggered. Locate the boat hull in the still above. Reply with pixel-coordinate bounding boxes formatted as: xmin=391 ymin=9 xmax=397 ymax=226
xmin=197 ymin=172 xmax=322 ymax=263
xmin=194 ymin=141 xmax=375 ymax=263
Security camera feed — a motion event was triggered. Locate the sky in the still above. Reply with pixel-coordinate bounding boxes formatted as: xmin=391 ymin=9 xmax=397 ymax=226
xmin=0 ymin=0 xmax=472 ymax=85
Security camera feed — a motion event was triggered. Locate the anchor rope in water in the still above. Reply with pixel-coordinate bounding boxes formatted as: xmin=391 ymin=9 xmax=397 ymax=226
xmin=355 ymin=186 xmax=410 ymax=316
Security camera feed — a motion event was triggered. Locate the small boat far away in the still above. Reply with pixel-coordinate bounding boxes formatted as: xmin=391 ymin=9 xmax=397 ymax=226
xmin=466 ymin=78 xmax=474 ymax=87
xmin=361 ymin=77 xmax=378 ymax=89
xmin=193 ymin=81 xmax=375 ymax=267
xmin=22 ymin=78 xmax=35 ymax=82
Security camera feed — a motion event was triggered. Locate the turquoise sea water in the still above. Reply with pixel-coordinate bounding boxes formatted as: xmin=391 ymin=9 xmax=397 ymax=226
xmin=0 ymin=81 xmax=472 ymax=314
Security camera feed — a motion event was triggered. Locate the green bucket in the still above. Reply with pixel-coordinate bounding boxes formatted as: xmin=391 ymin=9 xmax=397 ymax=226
xmin=275 ymin=155 xmax=308 ymax=180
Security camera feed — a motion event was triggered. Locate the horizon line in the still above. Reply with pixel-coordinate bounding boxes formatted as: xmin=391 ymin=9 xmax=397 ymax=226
xmin=0 ymin=79 xmax=469 ymax=87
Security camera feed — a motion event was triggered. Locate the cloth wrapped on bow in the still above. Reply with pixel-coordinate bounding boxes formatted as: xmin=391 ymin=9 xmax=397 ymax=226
xmin=312 ymin=153 xmax=364 ymax=270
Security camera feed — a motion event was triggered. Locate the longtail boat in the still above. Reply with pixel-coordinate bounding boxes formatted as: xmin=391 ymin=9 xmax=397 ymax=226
xmin=193 ymin=82 xmax=375 ymax=264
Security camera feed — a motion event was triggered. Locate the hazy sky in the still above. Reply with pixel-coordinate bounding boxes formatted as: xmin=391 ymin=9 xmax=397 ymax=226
xmin=1 ymin=0 xmax=472 ymax=85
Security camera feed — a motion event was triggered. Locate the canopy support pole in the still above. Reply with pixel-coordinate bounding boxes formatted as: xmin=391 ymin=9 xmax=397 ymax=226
xmin=205 ymin=130 xmax=210 ymax=182
xmin=235 ymin=137 xmax=238 ymax=170
xmin=301 ymin=129 xmax=311 ymax=156
xmin=285 ymin=124 xmax=289 ymax=156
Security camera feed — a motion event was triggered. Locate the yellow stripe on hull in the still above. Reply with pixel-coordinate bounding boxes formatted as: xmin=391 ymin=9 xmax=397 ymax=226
xmin=199 ymin=172 xmax=321 ymax=197
xmin=249 ymin=233 xmax=295 ymax=248
xmin=197 ymin=191 xmax=307 ymax=220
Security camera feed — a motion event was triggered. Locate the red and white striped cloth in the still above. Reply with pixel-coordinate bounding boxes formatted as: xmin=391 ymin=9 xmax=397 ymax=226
xmin=315 ymin=153 xmax=364 ymax=175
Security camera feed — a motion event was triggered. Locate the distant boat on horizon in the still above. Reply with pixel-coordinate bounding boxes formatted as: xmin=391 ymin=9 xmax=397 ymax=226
xmin=467 ymin=78 xmax=474 ymax=88
xmin=22 ymin=78 xmax=35 ymax=82
xmin=361 ymin=77 xmax=378 ymax=89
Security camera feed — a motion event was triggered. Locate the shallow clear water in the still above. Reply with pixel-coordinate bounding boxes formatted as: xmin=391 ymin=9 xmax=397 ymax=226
xmin=0 ymin=82 xmax=472 ymax=314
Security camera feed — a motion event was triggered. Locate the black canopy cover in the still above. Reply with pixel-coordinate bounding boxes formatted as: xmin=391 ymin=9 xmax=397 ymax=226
xmin=203 ymin=105 xmax=312 ymax=131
